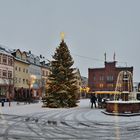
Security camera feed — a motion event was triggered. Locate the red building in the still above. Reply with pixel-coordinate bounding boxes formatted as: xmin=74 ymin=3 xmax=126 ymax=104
xmin=88 ymin=61 xmax=133 ymax=92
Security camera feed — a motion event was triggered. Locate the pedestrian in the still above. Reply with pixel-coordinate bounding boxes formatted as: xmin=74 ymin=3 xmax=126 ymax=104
xmin=98 ymin=96 xmax=102 ymax=108
xmin=90 ymin=94 xmax=97 ymax=108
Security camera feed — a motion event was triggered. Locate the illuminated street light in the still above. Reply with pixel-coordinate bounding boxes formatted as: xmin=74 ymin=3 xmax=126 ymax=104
xmin=28 ymin=75 xmax=36 ymax=103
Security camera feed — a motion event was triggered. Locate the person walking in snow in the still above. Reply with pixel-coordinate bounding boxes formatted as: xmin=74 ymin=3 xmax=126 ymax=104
xmin=90 ymin=94 xmax=97 ymax=108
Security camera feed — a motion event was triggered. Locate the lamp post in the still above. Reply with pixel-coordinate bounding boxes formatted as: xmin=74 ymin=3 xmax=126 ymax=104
xmin=8 ymin=79 xmax=12 ymax=107
xmin=28 ymin=75 xmax=36 ymax=103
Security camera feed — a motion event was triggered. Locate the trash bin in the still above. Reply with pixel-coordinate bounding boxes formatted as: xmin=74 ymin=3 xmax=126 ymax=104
xmin=1 ymin=100 xmax=4 ymax=107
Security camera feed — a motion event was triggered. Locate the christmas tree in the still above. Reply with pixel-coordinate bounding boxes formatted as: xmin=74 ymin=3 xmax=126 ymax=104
xmin=43 ymin=35 xmax=79 ymax=108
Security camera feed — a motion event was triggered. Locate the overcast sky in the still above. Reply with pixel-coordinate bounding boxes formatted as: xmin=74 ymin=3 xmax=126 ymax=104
xmin=0 ymin=0 xmax=140 ymax=81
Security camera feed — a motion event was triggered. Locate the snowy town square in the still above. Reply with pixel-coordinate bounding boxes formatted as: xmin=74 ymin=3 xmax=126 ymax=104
xmin=1 ymin=0 xmax=140 ymax=140
xmin=0 ymin=99 xmax=140 ymax=140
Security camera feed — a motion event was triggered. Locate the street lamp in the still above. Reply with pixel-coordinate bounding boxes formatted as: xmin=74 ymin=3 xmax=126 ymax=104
xmin=28 ymin=75 xmax=36 ymax=103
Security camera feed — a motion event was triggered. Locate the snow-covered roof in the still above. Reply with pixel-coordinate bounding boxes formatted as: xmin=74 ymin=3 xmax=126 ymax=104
xmin=14 ymin=57 xmax=30 ymax=64
xmin=0 ymin=45 xmax=13 ymax=56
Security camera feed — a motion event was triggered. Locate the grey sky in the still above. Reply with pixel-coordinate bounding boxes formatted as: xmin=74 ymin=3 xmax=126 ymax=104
xmin=0 ymin=0 xmax=140 ymax=81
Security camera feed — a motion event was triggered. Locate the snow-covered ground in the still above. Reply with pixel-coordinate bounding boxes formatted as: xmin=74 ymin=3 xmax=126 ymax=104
xmin=1 ymin=99 xmax=140 ymax=122
xmin=0 ymin=99 xmax=140 ymax=140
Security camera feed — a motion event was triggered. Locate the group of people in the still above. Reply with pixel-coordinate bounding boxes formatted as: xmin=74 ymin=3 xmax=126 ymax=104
xmin=90 ymin=94 xmax=107 ymax=109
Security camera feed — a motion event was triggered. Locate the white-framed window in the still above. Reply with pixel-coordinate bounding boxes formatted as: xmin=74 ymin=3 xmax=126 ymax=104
xmin=2 ymin=70 xmax=7 ymax=78
xmin=3 ymin=55 xmax=7 ymax=64
xmin=8 ymin=71 xmax=12 ymax=78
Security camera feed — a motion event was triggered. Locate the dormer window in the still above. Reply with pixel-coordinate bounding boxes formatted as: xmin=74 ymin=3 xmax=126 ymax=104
xmin=34 ymin=58 xmax=36 ymax=64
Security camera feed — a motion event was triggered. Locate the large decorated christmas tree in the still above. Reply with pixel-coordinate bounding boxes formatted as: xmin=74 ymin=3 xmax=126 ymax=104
xmin=43 ymin=35 xmax=79 ymax=108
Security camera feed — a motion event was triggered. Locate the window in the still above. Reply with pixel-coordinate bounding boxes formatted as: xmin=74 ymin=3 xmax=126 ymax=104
xmin=0 ymin=69 xmax=1 ymax=77
xmin=106 ymin=75 xmax=114 ymax=82
xmin=26 ymin=69 xmax=28 ymax=73
xmin=8 ymin=57 xmax=13 ymax=66
xmin=34 ymin=58 xmax=36 ymax=64
xmin=14 ymin=77 xmax=17 ymax=83
xmin=2 ymin=70 xmax=7 ymax=77
xmin=8 ymin=71 xmax=12 ymax=78
xmin=46 ymin=71 xmax=48 ymax=76
xmin=107 ymin=84 xmax=114 ymax=88
xmin=19 ymin=67 xmax=21 ymax=71
xmin=3 ymin=55 xmax=7 ymax=64
xmin=19 ymin=78 xmax=21 ymax=83
xmin=15 ymin=66 xmax=17 ymax=71
xmin=23 ymin=79 xmax=25 ymax=84
xmin=93 ymin=76 xmax=96 ymax=81
xmin=26 ymin=79 xmax=28 ymax=84
xmin=100 ymin=75 xmax=104 ymax=81
xmin=23 ymin=68 xmax=25 ymax=72
xmin=42 ymin=70 xmax=45 ymax=76
xmin=99 ymin=84 xmax=104 ymax=88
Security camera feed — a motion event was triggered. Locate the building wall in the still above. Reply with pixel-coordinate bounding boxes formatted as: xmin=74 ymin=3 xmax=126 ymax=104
xmin=26 ymin=51 xmax=42 ymax=98
xmin=0 ymin=50 xmax=14 ymax=99
xmin=14 ymin=60 xmax=29 ymax=89
xmin=41 ymin=66 xmax=50 ymax=97
xmin=88 ymin=61 xmax=133 ymax=92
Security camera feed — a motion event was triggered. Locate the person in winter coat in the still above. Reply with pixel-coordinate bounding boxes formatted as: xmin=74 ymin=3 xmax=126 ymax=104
xmin=90 ymin=94 xmax=97 ymax=108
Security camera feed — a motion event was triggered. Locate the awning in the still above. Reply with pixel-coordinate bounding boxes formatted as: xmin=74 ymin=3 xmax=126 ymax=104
xmin=95 ymin=91 xmax=121 ymax=94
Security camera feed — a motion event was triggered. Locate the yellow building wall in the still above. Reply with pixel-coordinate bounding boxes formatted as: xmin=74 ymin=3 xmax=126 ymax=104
xmin=14 ymin=60 xmax=29 ymax=89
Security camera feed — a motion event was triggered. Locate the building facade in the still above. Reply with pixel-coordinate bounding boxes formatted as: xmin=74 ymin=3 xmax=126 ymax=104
xmin=26 ymin=51 xmax=42 ymax=99
xmin=11 ymin=49 xmax=30 ymax=100
xmin=88 ymin=61 xmax=133 ymax=92
xmin=80 ymin=76 xmax=88 ymax=98
xmin=0 ymin=46 xmax=14 ymax=100
xmin=11 ymin=50 xmax=51 ymax=101
xmin=40 ymin=61 xmax=50 ymax=97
